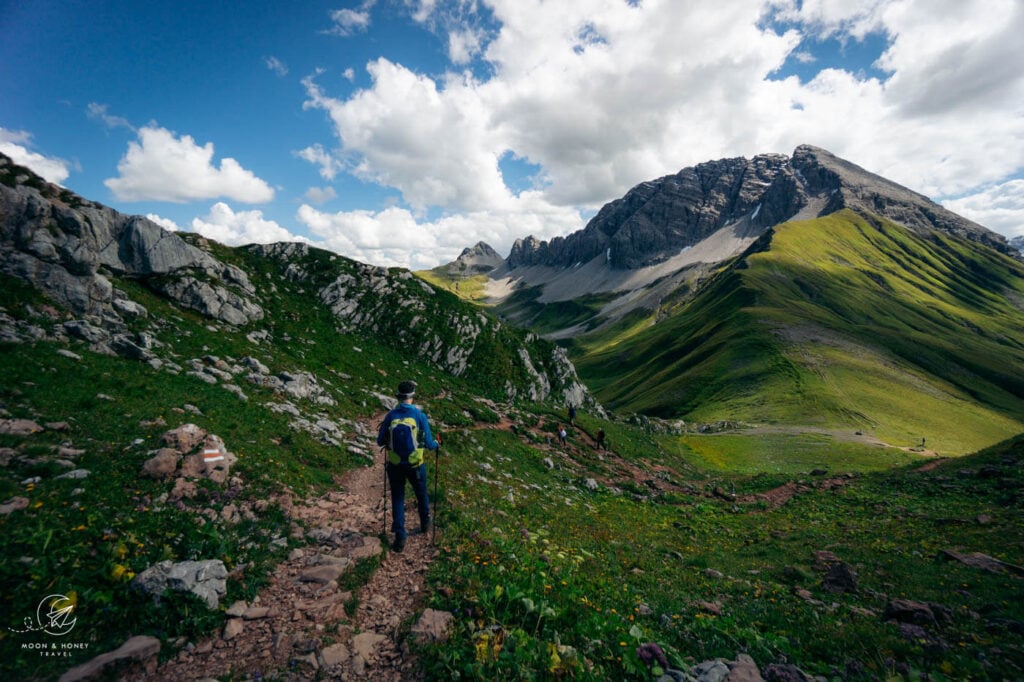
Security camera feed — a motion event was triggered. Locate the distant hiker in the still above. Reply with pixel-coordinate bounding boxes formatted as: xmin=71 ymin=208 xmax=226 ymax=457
xmin=568 ymin=404 xmax=577 ymax=426
xmin=557 ymin=424 xmax=568 ymax=449
xmin=377 ymin=380 xmax=439 ymax=553
xmin=596 ymin=428 xmax=606 ymax=450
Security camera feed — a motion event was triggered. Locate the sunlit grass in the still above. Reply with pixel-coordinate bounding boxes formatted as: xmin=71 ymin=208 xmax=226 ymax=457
xmin=422 ymin=426 xmax=1024 ymax=679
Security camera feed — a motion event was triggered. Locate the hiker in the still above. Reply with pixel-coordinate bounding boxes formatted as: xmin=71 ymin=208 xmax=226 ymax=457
xmin=568 ymin=404 xmax=577 ymax=426
xmin=377 ymin=380 xmax=439 ymax=553
xmin=557 ymin=424 xmax=568 ymax=449
xmin=595 ymin=428 xmax=606 ymax=450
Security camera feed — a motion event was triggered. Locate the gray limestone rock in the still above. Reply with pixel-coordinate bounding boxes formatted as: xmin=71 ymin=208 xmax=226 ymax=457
xmin=131 ymin=559 xmax=228 ymax=609
xmin=0 ymin=154 xmax=264 ymax=324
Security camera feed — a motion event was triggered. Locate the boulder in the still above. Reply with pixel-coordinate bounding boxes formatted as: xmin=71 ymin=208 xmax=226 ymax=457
xmin=178 ymin=434 xmax=236 ymax=484
xmin=691 ymin=659 xmax=730 ymax=682
xmin=131 ymin=559 xmax=228 ymax=609
xmin=222 ymin=618 xmax=244 ymax=641
xmin=726 ymin=654 xmax=765 ymax=681
xmin=883 ymin=598 xmax=952 ymax=627
xmin=410 ymin=608 xmax=455 ymax=644
xmin=141 ymin=448 xmax=181 ymax=480
xmin=58 ymin=635 xmax=160 ymax=682
xmin=162 ymin=423 xmax=207 ymax=453
xmin=762 ymin=663 xmax=814 ymax=681
xmin=821 ymin=561 xmax=858 ymax=593
xmin=299 ymin=563 xmax=348 ymax=584
xmin=0 ymin=496 xmax=30 ymax=515
xmin=321 ymin=642 xmax=350 ymax=667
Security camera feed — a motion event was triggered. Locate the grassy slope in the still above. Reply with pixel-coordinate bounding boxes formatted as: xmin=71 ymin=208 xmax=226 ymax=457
xmin=0 ymin=244 xmax=518 ymax=679
xmin=415 ymin=270 xmax=491 ymax=303
xmin=424 ymin=423 xmax=1024 ymax=680
xmin=574 ymin=211 xmax=1024 ymax=454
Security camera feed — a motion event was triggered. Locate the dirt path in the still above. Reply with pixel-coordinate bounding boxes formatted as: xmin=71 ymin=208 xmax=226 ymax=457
xmin=123 ymin=418 xmax=436 ymax=681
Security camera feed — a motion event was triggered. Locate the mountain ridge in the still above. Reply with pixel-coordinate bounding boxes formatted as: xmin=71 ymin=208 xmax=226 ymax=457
xmin=425 ymin=146 xmax=1024 ymax=452
xmin=502 ymin=144 xmax=1012 ymax=272
xmin=0 ymin=152 xmax=594 ymax=409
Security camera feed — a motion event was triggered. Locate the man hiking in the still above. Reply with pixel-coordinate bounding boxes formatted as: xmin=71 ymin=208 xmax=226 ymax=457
xmin=377 ymin=380 xmax=439 ymax=553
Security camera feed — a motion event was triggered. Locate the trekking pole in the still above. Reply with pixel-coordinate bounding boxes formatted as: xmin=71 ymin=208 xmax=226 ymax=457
xmin=382 ymin=447 xmax=388 ymax=536
xmin=432 ymin=438 xmax=441 ymax=544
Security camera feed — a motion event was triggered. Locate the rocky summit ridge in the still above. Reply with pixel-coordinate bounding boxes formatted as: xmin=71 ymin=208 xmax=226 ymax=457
xmin=505 ymin=144 xmax=1011 ymax=271
xmin=444 ymin=241 xmax=504 ymax=277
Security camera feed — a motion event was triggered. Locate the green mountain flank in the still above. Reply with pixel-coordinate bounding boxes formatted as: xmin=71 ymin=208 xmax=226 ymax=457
xmin=572 ymin=210 xmax=1024 ymax=455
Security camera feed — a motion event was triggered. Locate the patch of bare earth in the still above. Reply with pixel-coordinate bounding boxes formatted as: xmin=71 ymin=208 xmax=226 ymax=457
xmin=123 ymin=426 xmax=435 ymax=681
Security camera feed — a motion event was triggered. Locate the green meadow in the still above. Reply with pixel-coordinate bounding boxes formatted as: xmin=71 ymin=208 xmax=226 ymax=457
xmin=422 ymin=424 xmax=1024 ymax=679
xmin=570 ymin=211 xmax=1024 ymax=454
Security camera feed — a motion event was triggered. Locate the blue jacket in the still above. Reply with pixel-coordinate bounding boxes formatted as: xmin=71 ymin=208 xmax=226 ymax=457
xmin=377 ymin=402 xmax=439 ymax=465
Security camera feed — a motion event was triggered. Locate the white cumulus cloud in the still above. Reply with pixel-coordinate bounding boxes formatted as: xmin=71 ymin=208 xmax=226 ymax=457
xmin=326 ymin=3 xmax=375 ymax=36
xmin=0 ymin=128 xmax=71 ymax=184
xmin=145 ymin=213 xmax=182 ymax=232
xmin=191 ymin=202 xmax=309 ymax=246
xmin=296 ymin=144 xmax=344 ymax=181
xmin=943 ymin=180 xmax=1024 ymax=239
xmin=297 ymin=190 xmax=582 ymax=269
xmin=105 ymin=126 xmax=275 ymax=203
xmin=304 ymin=186 xmax=337 ymax=204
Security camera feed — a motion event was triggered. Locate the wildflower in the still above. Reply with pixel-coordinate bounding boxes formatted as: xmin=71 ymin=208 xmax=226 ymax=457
xmin=636 ymin=642 xmax=669 ymax=669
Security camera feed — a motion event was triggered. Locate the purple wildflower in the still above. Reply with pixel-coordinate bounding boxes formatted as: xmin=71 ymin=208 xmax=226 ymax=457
xmin=637 ymin=642 xmax=669 ymax=669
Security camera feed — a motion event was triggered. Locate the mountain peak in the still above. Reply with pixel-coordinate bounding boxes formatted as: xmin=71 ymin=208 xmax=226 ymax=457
xmin=505 ymin=145 xmax=1012 ymax=271
xmin=441 ymin=241 xmax=504 ymax=276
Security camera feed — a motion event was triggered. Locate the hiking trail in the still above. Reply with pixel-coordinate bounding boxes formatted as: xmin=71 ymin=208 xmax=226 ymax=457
xmin=123 ymin=414 xmax=435 ymax=681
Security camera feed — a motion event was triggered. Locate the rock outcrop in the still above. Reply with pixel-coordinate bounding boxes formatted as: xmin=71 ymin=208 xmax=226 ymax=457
xmin=506 ymin=144 xmax=1012 ymax=270
xmin=0 ymin=153 xmax=263 ymax=325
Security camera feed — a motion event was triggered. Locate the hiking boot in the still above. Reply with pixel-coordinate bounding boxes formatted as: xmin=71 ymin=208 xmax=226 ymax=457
xmin=392 ymin=536 xmax=406 ymax=553
xmin=421 ymin=518 xmax=431 ymax=535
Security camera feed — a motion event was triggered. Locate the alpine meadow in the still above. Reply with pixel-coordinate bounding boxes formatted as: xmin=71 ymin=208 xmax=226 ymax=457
xmin=2 ymin=142 xmax=1023 ymax=682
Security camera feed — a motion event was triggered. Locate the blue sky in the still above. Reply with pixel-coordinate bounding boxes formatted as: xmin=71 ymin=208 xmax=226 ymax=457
xmin=2 ymin=0 xmax=1022 ymax=269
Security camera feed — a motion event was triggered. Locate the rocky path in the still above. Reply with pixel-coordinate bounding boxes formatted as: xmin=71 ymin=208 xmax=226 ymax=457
xmin=122 ymin=421 xmax=438 ymax=681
